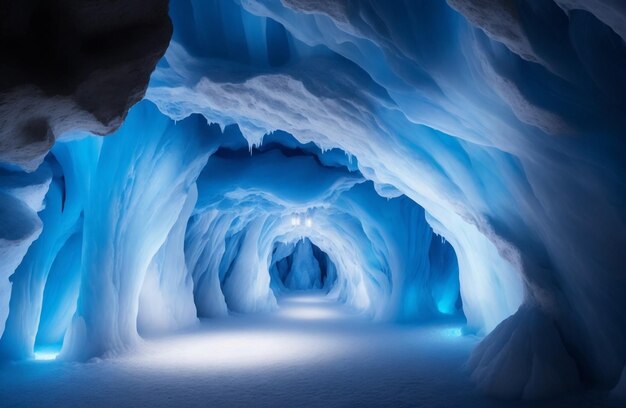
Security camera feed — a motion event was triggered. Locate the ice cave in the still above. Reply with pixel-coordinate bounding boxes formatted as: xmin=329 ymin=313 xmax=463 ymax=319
xmin=0 ymin=0 xmax=625 ymax=407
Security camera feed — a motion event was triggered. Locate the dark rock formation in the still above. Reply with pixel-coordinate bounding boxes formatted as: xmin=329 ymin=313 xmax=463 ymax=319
xmin=0 ymin=0 xmax=172 ymax=171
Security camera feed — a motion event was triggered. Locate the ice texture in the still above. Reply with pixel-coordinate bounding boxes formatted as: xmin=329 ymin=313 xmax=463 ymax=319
xmin=0 ymin=0 xmax=624 ymax=402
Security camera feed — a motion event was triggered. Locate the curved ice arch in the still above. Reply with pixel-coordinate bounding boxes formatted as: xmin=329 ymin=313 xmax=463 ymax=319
xmin=190 ymin=137 xmax=465 ymax=322
xmin=145 ymin=0 xmax=626 ymax=397
xmin=147 ymin=1 xmax=524 ymax=334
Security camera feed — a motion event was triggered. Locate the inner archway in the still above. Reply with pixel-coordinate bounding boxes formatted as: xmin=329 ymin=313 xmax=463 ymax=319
xmin=269 ymin=238 xmax=337 ymax=293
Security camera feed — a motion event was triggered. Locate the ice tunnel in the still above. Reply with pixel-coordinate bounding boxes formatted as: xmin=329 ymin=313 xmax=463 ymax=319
xmin=1 ymin=0 xmax=626 ymax=407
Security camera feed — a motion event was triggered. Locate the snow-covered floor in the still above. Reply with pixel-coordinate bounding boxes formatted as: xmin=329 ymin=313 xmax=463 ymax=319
xmin=0 ymin=292 xmax=620 ymax=407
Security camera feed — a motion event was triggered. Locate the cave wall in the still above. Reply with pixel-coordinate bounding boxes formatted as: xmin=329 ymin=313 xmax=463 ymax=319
xmin=0 ymin=0 xmax=624 ymax=401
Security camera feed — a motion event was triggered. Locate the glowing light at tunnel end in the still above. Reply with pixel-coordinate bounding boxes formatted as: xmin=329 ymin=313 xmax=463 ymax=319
xmin=290 ymin=214 xmax=313 ymax=228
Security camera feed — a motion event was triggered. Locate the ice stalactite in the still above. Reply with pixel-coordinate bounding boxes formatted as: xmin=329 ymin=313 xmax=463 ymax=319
xmin=34 ymin=231 xmax=82 ymax=352
xmin=220 ymin=215 xmax=278 ymax=313
xmin=269 ymin=241 xmax=297 ymax=294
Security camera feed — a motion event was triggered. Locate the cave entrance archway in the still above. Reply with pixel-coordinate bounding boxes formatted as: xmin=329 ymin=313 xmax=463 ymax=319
xmin=269 ymin=238 xmax=337 ymax=295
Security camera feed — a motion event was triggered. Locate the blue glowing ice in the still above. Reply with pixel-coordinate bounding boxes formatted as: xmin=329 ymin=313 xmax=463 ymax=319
xmin=1 ymin=0 xmax=625 ymax=402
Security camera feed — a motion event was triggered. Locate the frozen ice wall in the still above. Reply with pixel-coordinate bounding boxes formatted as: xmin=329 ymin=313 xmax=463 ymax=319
xmin=0 ymin=101 xmax=228 ymax=360
xmin=61 ymin=102 xmax=224 ymax=360
xmin=284 ymin=239 xmax=324 ymax=291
